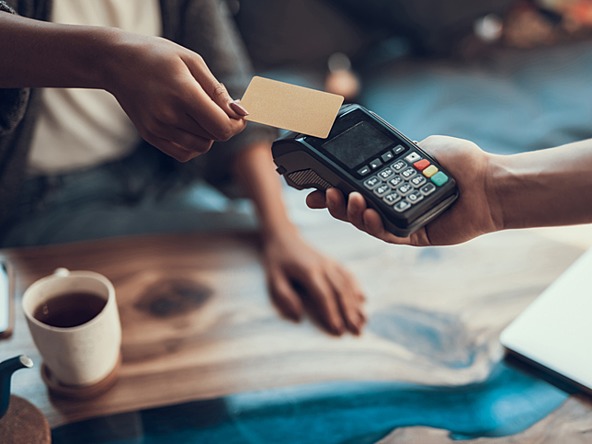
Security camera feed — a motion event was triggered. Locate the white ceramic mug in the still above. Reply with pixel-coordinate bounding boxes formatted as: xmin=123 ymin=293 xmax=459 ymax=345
xmin=22 ymin=268 xmax=121 ymax=387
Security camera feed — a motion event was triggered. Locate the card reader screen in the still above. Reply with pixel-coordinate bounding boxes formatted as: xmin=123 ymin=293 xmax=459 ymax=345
xmin=322 ymin=121 xmax=393 ymax=169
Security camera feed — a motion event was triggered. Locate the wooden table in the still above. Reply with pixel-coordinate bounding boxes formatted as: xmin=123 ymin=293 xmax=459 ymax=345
xmin=2 ymin=204 xmax=592 ymax=442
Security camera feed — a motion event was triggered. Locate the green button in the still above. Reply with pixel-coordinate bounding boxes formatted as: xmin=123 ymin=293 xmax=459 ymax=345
xmin=431 ymin=172 xmax=449 ymax=186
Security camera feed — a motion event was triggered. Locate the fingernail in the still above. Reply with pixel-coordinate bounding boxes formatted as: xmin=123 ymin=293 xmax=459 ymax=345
xmin=230 ymin=100 xmax=249 ymax=117
xmin=331 ymin=321 xmax=344 ymax=336
xmin=287 ymin=309 xmax=301 ymax=322
xmin=281 ymin=302 xmax=301 ymax=322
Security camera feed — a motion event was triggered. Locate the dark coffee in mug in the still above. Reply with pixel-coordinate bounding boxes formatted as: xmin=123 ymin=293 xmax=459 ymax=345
xmin=33 ymin=292 xmax=107 ymax=328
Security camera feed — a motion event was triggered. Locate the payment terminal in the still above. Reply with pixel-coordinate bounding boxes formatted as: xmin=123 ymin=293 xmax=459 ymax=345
xmin=272 ymin=104 xmax=459 ymax=237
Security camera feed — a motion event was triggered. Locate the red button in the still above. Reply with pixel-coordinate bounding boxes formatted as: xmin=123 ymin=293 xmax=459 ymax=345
xmin=413 ymin=159 xmax=430 ymax=171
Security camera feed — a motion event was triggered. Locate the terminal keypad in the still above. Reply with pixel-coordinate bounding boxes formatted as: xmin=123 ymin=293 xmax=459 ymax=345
xmin=363 ymin=149 xmax=450 ymax=213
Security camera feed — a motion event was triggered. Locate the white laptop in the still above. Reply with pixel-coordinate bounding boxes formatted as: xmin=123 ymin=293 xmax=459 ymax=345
xmin=500 ymin=247 xmax=592 ymax=393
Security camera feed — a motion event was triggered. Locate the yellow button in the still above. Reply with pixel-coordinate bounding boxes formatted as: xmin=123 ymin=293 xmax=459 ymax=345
xmin=423 ymin=165 xmax=439 ymax=178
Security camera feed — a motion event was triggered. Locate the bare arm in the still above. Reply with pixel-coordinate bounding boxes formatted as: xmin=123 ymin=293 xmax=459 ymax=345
xmin=0 ymin=11 xmax=246 ymax=160
xmin=490 ymin=138 xmax=592 ymax=230
xmin=0 ymin=12 xmax=108 ymax=88
xmin=231 ymin=142 xmax=294 ymax=239
xmin=307 ymin=136 xmax=592 ymax=246
xmin=233 ymin=143 xmax=366 ymax=335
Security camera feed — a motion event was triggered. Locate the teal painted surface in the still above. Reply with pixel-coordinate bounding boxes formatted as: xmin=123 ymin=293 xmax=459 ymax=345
xmin=52 ymin=361 xmax=567 ymax=443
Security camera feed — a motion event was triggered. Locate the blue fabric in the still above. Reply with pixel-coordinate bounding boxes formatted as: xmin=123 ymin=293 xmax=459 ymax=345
xmin=0 ymin=147 xmax=257 ymax=248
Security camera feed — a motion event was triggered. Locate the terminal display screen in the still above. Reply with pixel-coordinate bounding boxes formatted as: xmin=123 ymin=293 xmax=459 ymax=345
xmin=322 ymin=121 xmax=393 ymax=169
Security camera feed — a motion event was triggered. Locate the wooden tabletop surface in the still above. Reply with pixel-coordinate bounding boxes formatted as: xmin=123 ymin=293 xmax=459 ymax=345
xmin=2 ymin=203 xmax=592 ymax=442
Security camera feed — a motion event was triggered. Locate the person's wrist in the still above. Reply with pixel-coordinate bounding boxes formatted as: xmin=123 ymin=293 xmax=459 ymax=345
xmin=94 ymin=27 xmax=136 ymax=93
xmin=484 ymin=153 xmax=510 ymax=232
xmin=260 ymin=220 xmax=299 ymax=245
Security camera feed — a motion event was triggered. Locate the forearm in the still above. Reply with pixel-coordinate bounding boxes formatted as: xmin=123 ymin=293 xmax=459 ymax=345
xmin=0 ymin=12 xmax=117 ymax=88
xmin=489 ymin=139 xmax=592 ymax=230
xmin=233 ymin=143 xmax=297 ymax=239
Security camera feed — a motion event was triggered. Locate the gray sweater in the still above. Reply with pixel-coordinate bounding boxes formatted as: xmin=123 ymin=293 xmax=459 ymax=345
xmin=0 ymin=0 xmax=275 ymax=228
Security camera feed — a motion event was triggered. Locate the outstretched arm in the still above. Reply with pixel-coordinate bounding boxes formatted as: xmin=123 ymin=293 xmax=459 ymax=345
xmin=307 ymin=136 xmax=592 ymax=246
xmin=0 ymin=11 xmax=245 ymax=161
xmin=489 ymin=138 xmax=592 ymax=230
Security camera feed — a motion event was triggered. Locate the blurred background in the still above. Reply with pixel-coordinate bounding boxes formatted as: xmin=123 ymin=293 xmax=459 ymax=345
xmin=229 ymin=0 xmax=592 ymax=155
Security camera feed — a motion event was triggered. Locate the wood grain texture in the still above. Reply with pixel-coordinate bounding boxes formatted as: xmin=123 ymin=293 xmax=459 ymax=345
xmin=1 ymin=214 xmax=592 ymax=441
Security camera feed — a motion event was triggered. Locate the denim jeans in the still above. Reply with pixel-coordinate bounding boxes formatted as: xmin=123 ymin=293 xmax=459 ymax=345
xmin=1 ymin=148 xmax=256 ymax=248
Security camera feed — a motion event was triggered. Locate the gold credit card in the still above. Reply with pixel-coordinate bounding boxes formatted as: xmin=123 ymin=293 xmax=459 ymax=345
xmin=240 ymin=76 xmax=344 ymax=139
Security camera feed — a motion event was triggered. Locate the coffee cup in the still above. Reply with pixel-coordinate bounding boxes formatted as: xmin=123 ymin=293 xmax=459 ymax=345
xmin=22 ymin=268 xmax=121 ymax=396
